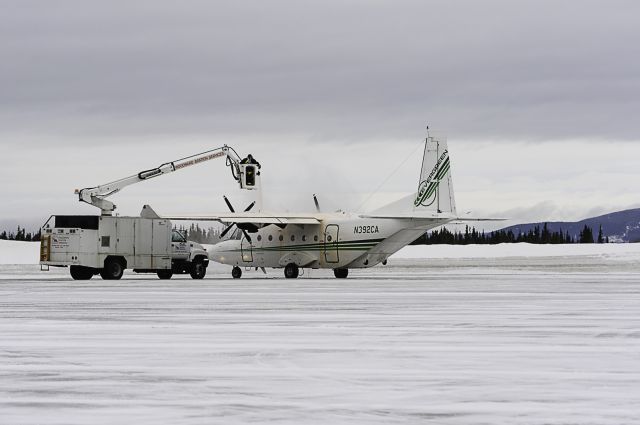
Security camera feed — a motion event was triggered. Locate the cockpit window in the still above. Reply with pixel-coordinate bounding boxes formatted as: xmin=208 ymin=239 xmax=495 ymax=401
xmin=172 ymin=230 xmax=187 ymax=242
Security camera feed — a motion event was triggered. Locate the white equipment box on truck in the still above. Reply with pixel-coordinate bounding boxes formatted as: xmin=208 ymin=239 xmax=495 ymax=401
xmin=40 ymin=212 xmax=208 ymax=280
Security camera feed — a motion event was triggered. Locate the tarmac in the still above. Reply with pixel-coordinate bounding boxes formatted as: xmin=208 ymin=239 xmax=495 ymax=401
xmin=1 ymin=257 xmax=639 ymax=424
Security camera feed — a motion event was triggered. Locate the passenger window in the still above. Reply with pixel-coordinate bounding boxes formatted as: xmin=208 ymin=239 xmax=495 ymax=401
xmin=279 ymin=235 xmax=284 ymax=242
xmin=327 ymin=235 xmax=332 ymax=242
xmin=291 ymin=235 xmax=295 ymax=241
xmin=302 ymin=235 xmax=307 ymax=242
xmin=268 ymin=235 xmax=273 ymax=241
xmin=257 ymin=235 xmax=262 ymax=241
xmin=314 ymin=235 xmax=318 ymax=242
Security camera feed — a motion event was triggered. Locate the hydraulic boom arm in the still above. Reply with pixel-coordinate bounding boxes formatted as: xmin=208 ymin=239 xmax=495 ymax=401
xmin=76 ymin=145 xmax=260 ymax=215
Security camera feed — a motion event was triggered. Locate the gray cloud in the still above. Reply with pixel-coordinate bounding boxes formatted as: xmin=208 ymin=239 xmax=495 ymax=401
xmin=2 ymin=1 xmax=640 ymax=226
xmin=2 ymin=0 xmax=640 ymax=144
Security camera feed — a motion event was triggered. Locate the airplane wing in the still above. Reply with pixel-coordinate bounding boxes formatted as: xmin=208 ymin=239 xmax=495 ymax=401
xmin=162 ymin=212 xmax=321 ymax=225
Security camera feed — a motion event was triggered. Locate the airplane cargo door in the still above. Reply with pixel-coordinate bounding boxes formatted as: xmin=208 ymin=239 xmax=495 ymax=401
xmin=324 ymin=224 xmax=339 ymax=263
xmin=241 ymin=237 xmax=253 ymax=263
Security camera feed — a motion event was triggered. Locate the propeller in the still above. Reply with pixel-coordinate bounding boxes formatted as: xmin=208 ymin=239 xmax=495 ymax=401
xmin=219 ymin=196 xmax=257 ymax=243
xmin=313 ymin=194 xmax=320 ymax=212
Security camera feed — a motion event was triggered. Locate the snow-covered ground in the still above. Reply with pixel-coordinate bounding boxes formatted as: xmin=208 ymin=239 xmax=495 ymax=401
xmin=395 ymin=241 xmax=640 ymax=259
xmin=1 ymin=250 xmax=639 ymax=424
xmin=0 ymin=240 xmax=42 ymax=264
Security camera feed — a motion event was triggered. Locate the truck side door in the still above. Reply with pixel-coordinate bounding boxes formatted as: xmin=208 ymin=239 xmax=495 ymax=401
xmin=171 ymin=230 xmax=189 ymax=260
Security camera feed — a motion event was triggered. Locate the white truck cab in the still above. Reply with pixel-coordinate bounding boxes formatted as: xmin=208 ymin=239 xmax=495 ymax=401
xmin=161 ymin=229 xmax=209 ymax=279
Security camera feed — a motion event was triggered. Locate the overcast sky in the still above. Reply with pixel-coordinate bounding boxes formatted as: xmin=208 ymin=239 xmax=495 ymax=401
xmin=1 ymin=0 xmax=639 ymax=230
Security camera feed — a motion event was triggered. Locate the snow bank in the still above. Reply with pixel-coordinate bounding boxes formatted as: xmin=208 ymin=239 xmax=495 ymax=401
xmin=0 ymin=240 xmax=40 ymax=264
xmin=393 ymin=242 xmax=640 ymax=259
xmin=3 ymin=239 xmax=640 ymax=265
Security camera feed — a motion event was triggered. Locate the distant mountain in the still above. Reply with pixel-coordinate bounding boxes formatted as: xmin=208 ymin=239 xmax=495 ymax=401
xmin=499 ymin=208 xmax=640 ymax=243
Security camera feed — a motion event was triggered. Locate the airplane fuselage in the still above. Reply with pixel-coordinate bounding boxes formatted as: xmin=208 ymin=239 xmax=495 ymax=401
xmin=208 ymin=212 xmax=451 ymax=272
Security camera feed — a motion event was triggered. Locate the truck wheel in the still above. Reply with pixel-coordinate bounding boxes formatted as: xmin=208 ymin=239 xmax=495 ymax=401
xmin=190 ymin=261 xmax=207 ymax=279
xmin=70 ymin=266 xmax=93 ymax=280
xmin=101 ymin=259 xmax=124 ymax=280
xmin=333 ymin=268 xmax=348 ymax=279
xmin=284 ymin=263 xmax=299 ymax=279
xmin=157 ymin=270 xmax=173 ymax=279
xmin=232 ymin=266 xmax=242 ymax=279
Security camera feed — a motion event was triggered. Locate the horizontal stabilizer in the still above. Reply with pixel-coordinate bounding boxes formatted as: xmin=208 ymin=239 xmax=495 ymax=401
xmin=361 ymin=212 xmax=456 ymax=220
xmin=449 ymin=217 xmax=507 ymax=223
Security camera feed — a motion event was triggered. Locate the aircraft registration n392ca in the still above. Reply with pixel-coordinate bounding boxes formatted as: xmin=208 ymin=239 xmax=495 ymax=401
xmin=168 ymin=135 xmax=497 ymax=279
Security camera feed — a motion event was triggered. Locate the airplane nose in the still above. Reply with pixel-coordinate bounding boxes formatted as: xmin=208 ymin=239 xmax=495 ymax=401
xmin=207 ymin=243 xmax=221 ymax=259
xmin=207 ymin=241 xmax=230 ymax=263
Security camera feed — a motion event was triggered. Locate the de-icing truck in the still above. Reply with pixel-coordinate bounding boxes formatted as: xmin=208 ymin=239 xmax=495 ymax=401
xmin=39 ymin=145 xmax=261 ymax=280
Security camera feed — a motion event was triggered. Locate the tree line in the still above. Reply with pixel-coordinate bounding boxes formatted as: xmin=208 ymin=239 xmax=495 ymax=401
xmin=0 ymin=223 xmax=221 ymax=244
xmin=2 ymin=222 xmax=608 ymax=245
xmin=173 ymin=223 xmax=222 ymax=244
xmin=0 ymin=226 xmax=41 ymax=241
xmin=411 ymin=224 xmax=608 ymax=245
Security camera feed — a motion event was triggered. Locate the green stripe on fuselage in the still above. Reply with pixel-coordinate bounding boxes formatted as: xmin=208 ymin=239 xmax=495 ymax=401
xmin=224 ymin=238 xmax=384 ymax=253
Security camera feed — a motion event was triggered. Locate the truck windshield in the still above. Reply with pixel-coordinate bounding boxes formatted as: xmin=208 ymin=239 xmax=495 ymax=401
xmin=172 ymin=230 xmax=187 ymax=242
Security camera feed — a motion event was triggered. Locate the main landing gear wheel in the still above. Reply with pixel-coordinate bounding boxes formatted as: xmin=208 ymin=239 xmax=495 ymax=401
xmin=70 ymin=265 xmax=93 ymax=280
xmin=284 ymin=263 xmax=299 ymax=279
xmin=100 ymin=259 xmax=124 ymax=280
xmin=157 ymin=270 xmax=173 ymax=279
xmin=190 ymin=261 xmax=207 ymax=279
xmin=232 ymin=266 xmax=242 ymax=279
xmin=334 ymin=268 xmax=348 ymax=279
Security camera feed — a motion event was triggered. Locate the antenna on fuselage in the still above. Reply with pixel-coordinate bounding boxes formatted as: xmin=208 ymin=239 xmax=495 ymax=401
xmin=313 ymin=194 xmax=321 ymax=212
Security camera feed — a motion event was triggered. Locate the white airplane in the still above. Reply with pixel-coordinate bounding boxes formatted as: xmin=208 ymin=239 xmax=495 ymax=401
xmin=183 ymin=135 xmax=487 ymax=279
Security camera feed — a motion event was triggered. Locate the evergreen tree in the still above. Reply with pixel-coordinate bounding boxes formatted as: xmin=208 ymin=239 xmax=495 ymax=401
xmin=597 ymin=225 xmax=604 ymax=244
xmin=541 ymin=223 xmax=550 ymax=244
xmin=579 ymin=225 xmax=594 ymax=243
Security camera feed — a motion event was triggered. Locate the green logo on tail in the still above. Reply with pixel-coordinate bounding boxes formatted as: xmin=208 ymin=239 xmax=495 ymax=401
xmin=414 ymin=150 xmax=450 ymax=207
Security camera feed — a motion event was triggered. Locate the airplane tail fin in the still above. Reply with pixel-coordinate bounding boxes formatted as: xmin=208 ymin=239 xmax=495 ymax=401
xmin=369 ymin=135 xmax=457 ymax=217
xmin=412 ymin=136 xmax=456 ymax=215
